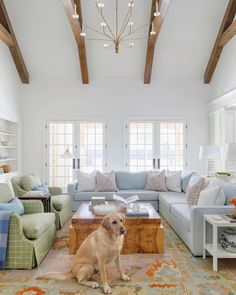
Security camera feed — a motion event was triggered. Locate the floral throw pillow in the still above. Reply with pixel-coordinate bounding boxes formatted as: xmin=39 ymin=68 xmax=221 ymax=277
xmin=95 ymin=170 xmax=118 ymax=192
xmin=145 ymin=170 xmax=167 ymax=191
xmin=186 ymin=177 xmax=208 ymax=205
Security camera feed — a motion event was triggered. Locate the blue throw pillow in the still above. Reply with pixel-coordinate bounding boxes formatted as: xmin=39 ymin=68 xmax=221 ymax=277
xmin=33 ymin=184 xmax=49 ymax=194
xmin=0 ymin=197 xmax=24 ymax=215
xmin=181 ymin=171 xmax=196 ymax=193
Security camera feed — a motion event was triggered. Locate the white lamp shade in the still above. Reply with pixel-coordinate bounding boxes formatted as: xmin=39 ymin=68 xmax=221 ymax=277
xmin=225 ymin=143 xmax=236 ymax=161
xmin=199 ymin=145 xmax=222 ymax=160
xmin=60 ymin=148 xmax=72 ymax=159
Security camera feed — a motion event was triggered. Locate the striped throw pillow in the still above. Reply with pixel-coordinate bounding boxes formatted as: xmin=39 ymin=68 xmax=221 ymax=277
xmin=186 ymin=177 xmax=208 ymax=205
xmin=145 ymin=170 xmax=167 ymax=191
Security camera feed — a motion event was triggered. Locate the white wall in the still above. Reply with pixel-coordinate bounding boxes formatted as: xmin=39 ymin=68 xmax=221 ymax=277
xmin=21 ymin=76 xmax=209 ymax=180
xmin=0 ymin=43 xmax=21 ymax=122
xmin=210 ymin=37 xmax=236 ymax=99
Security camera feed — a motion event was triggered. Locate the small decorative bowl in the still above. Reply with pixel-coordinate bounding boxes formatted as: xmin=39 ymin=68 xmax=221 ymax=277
xmin=93 ymin=203 xmax=117 ymax=216
xmin=220 ymin=228 xmax=236 ymax=253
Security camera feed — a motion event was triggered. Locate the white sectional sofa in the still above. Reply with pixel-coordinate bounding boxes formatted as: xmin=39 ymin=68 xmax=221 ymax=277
xmin=68 ymin=171 xmax=234 ymax=256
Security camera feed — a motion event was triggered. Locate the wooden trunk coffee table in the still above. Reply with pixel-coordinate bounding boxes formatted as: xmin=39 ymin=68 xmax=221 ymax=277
xmin=69 ymin=202 xmax=164 ymax=255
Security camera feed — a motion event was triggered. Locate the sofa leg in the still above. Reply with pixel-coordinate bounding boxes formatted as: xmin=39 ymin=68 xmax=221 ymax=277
xmin=156 ymin=224 xmax=164 ymax=253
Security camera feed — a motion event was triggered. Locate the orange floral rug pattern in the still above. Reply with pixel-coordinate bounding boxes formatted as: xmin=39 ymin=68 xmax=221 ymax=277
xmin=1 ymin=219 xmax=236 ymax=294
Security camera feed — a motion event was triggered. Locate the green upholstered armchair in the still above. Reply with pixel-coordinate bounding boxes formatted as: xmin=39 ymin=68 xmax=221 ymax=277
xmin=0 ymin=183 xmax=56 ymax=269
xmin=11 ymin=174 xmax=71 ymax=230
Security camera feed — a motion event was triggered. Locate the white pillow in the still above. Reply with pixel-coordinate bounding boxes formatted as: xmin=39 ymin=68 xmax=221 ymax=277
xmin=198 ymin=185 xmax=226 ymax=206
xmin=77 ymin=170 xmax=96 ymax=192
xmin=166 ymin=171 xmax=181 ymax=192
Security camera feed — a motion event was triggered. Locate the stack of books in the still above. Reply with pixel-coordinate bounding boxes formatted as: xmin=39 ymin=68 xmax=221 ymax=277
xmin=126 ymin=206 xmax=149 ymax=217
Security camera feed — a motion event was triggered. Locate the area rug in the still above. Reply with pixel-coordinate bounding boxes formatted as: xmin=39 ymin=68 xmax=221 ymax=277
xmin=1 ymin=219 xmax=236 ymax=295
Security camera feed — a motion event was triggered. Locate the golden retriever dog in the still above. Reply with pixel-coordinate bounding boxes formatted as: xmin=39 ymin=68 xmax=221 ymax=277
xmin=38 ymin=212 xmax=130 ymax=294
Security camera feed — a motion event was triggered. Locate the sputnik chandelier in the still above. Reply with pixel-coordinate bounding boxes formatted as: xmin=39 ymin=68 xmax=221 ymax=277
xmin=72 ymin=0 xmax=160 ymax=54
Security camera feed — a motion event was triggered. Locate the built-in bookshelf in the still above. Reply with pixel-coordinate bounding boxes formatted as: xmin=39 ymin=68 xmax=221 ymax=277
xmin=0 ymin=117 xmax=18 ymax=179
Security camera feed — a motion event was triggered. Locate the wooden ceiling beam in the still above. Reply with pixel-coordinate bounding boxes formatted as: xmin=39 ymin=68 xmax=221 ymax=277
xmin=144 ymin=0 xmax=172 ymax=84
xmin=219 ymin=19 xmax=236 ymax=47
xmin=204 ymin=0 xmax=236 ymax=84
xmin=0 ymin=0 xmax=29 ymax=84
xmin=63 ymin=0 xmax=89 ymax=84
xmin=0 ymin=23 xmax=14 ymax=46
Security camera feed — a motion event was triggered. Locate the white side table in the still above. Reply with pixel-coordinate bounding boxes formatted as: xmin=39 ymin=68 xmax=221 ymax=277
xmin=203 ymin=214 xmax=236 ymax=271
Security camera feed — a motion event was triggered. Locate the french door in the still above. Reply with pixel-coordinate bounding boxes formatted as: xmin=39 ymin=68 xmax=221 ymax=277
xmin=125 ymin=120 xmax=187 ymax=172
xmin=46 ymin=120 xmax=106 ymax=188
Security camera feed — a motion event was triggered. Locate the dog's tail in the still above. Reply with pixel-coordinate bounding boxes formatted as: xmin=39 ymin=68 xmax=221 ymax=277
xmin=37 ymin=271 xmax=74 ymax=281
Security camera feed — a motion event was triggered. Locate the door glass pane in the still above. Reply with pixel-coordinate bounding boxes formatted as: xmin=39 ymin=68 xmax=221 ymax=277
xmin=128 ymin=122 xmax=154 ymax=172
xmin=160 ymin=122 xmax=185 ymax=171
xmin=48 ymin=122 xmax=73 ymax=188
xmin=79 ymin=123 xmax=104 ymax=172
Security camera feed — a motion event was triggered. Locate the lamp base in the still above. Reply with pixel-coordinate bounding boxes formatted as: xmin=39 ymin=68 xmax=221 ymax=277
xmin=205 ymin=159 xmax=216 ymax=177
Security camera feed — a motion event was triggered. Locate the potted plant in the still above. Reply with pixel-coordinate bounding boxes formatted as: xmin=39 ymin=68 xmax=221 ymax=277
xmin=229 ymin=198 xmax=236 ymax=218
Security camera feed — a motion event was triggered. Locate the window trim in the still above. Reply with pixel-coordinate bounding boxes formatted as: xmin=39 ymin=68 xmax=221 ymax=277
xmin=124 ymin=118 xmax=187 ymax=172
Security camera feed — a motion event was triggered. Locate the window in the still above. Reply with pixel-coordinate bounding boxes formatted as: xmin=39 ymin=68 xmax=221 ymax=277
xmin=128 ymin=122 xmax=154 ymax=172
xmin=48 ymin=122 xmax=73 ymax=188
xmin=160 ymin=122 xmax=184 ymax=171
xmin=125 ymin=120 xmax=186 ymax=172
xmin=79 ymin=123 xmax=104 ymax=172
xmin=46 ymin=120 xmax=106 ymax=188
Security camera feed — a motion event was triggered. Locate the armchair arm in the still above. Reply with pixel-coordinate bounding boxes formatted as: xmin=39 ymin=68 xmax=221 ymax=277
xmin=67 ymin=182 xmax=78 ymax=198
xmin=48 ymin=186 xmax=62 ymax=195
xmin=190 ymin=205 xmax=234 ymax=255
xmin=21 ymin=200 xmax=44 ymax=214
xmin=9 ymin=213 xmax=31 ymax=241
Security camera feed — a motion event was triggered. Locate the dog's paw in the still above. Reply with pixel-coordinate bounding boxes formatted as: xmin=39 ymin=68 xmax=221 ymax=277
xmin=121 ymin=273 xmax=130 ymax=281
xmin=91 ymin=282 xmax=99 ymax=289
xmin=103 ymin=285 xmax=112 ymax=294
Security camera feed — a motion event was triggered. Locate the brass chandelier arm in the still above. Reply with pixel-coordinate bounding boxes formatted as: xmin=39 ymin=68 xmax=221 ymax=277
xmin=83 ymin=24 xmax=113 ymax=41
xmin=120 ymin=22 xmax=151 ymax=41
xmin=117 ymin=6 xmax=132 ymax=39
xmin=122 ymin=37 xmax=146 ymax=41
xmin=117 ymin=7 xmax=133 ymax=40
xmin=95 ymin=3 xmax=116 ymax=40
xmin=102 ymin=25 xmax=114 ymax=41
xmin=86 ymin=38 xmax=113 ymax=42
xmin=116 ymin=0 xmax=118 ymax=39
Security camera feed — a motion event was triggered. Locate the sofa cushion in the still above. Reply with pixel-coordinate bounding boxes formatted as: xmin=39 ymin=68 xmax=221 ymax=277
xmin=166 ymin=171 xmax=181 ymax=192
xmin=159 ymin=192 xmax=186 ymax=211
xmin=186 ymin=176 xmax=208 ymax=205
xmin=21 ymin=175 xmax=35 ymax=191
xmin=170 ymin=203 xmax=191 ymax=232
xmin=95 ymin=170 xmax=118 ymax=192
xmin=0 ymin=182 xmax=15 ymax=203
xmin=52 ymin=194 xmax=70 ymax=211
xmin=77 ymin=170 xmax=96 ymax=192
xmin=74 ymin=191 xmax=116 ymax=201
xmin=20 ymin=213 xmax=55 ymax=240
xmin=74 ymin=190 xmax=159 ymax=202
xmin=181 ymin=171 xmax=195 ymax=193
xmin=198 ymin=185 xmax=226 ymax=206
xmin=21 ymin=174 xmax=42 ymax=191
xmin=213 ymin=178 xmax=236 ymax=204
xmin=145 ymin=170 xmax=167 ymax=191
xmin=118 ymin=190 xmax=158 ymax=201
xmin=115 ymin=171 xmax=148 ymax=190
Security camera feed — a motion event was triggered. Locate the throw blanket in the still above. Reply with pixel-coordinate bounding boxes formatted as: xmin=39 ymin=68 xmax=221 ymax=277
xmin=0 ymin=211 xmax=11 ymax=268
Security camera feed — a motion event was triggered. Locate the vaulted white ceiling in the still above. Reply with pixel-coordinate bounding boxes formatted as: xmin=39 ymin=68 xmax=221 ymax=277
xmin=4 ymin=0 xmax=228 ymax=82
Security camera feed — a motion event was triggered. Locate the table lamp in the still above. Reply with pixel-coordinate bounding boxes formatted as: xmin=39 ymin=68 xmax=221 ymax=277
xmin=199 ymin=145 xmax=222 ymax=177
